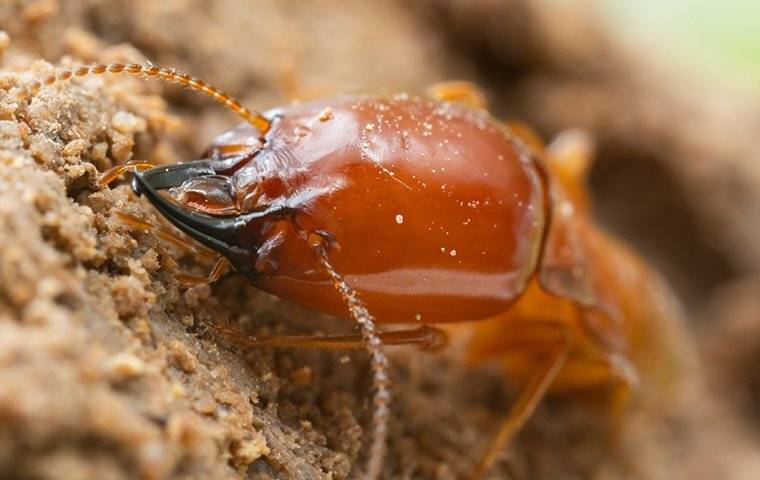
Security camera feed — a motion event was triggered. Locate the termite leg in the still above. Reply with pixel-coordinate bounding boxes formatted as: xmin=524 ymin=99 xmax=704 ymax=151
xmin=97 ymin=161 xmax=155 ymax=187
xmin=206 ymin=324 xmax=446 ymax=352
xmin=504 ymin=121 xmax=547 ymax=154
xmin=173 ymin=256 xmax=230 ymax=286
xmin=114 ymin=210 xmax=227 ymax=285
xmin=608 ymin=379 xmax=631 ymax=439
xmin=113 ymin=210 xmax=216 ymax=261
xmin=545 ymin=129 xmax=595 ymax=182
xmin=471 ymin=331 xmax=571 ymax=480
xmin=426 ymin=81 xmax=489 ymax=109
xmin=201 ymin=232 xmax=393 ymax=480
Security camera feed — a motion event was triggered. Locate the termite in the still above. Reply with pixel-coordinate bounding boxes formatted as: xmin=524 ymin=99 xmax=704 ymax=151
xmin=26 ymin=63 xmax=685 ymax=479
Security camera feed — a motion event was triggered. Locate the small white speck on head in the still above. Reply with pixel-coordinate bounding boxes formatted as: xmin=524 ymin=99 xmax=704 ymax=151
xmin=365 ymin=123 xmax=375 ymax=131
xmin=559 ymin=202 xmax=575 ymax=216
xmin=440 ymin=247 xmax=446 ymax=253
xmin=450 ymin=249 xmax=457 ymax=257
xmin=395 ymin=214 xmax=404 ymax=224
xmin=414 ymin=313 xmax=422 ymax=321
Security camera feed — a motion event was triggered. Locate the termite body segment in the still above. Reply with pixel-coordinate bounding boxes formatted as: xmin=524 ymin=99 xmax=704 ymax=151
xmin=133 ymin=91 xmax=679 ymax=475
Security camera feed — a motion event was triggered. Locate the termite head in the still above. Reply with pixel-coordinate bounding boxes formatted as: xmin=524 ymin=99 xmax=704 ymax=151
xmin=130 ymin=125 xmax=291 ymax=278
xmin=130 ymin=114 xmax=315 ymax=280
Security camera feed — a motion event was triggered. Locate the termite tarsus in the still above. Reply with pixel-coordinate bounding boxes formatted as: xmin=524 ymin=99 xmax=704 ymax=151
xmin=28 ymin=63 xmax=683 ymax=480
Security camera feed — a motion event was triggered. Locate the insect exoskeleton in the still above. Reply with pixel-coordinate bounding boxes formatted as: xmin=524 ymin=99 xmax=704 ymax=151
xmin=151 ymin=93 xmax=546 ymax=324
xmin=27 ymin=64 xmax=684 ymax=480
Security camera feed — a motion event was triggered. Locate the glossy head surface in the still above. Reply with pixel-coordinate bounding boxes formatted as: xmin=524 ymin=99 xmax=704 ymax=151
xmin=137 ymin=93 xmax=548 ymax=323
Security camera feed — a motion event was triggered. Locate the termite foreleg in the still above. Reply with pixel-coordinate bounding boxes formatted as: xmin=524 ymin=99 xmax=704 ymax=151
xmin=111 ymin=210 xmax=225 ymax=285
xmin=206 ymin=325 xmax=447 ymax=352
xmin=426 ymin=80 xmax=489 ymax=109
xmin=173 ymin=256 xmax=230 ymax=285
xmin=471 ymin=328 xmax=571 ymax=480
xmin=101 ymin=161 xmax=226 ymax=283
xmin=112 ymin=211 xmax=213 ymax=259
xmin=204 ymin=232 xmax=395 ymax=480
xmin=545 ymin=129 xmax=595 ymax=182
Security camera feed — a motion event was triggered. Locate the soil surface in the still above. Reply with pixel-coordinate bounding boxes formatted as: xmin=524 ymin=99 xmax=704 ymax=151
xmin=1 ymin=1 xmax=760 ymax=479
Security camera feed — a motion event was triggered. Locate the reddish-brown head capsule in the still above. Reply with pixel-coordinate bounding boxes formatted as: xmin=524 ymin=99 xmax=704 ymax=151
xmin=133 ymin=94 xmax=546 ymax=324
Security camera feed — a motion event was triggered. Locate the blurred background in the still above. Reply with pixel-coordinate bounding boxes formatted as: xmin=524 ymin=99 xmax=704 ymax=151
xmin=1 ymin=1 xmax=760 ymax=479
xmin=610 ymin=0 xmax=760 ymax=88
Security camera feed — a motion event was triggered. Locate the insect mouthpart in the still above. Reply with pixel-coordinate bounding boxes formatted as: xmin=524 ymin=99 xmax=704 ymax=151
xmin=170 ymin=174 xmax=239 ymax=216
xmin=131 ymin=161 xmax=277 ymax=276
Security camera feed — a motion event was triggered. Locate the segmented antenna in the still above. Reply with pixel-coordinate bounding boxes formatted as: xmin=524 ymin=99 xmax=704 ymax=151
xmin=20 ymin=62 xmax=270 ymax=133
xmin=311 ymin=236 xmax=390 ymax=480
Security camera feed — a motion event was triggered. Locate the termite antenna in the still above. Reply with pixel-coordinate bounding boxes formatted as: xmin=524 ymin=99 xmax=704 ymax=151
xmin=310 ymin=236 xmax=390 ymax=480
xmin=20 ymin=62 xmax=271 ymax=133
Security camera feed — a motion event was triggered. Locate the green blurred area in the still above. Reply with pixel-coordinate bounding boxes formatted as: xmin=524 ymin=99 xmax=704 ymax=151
xmin=606 ymin=0 xmax=760 ymax=86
